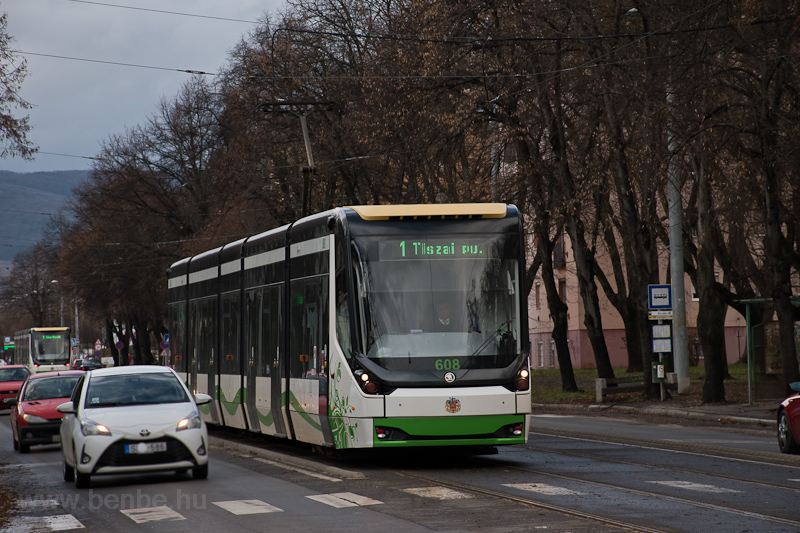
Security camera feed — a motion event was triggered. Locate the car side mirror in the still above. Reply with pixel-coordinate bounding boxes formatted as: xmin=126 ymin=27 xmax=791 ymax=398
xmin=56 ymin=401 xmax=75 ymax=414
xmin=194 ymin=393 xmax=212 ymax=405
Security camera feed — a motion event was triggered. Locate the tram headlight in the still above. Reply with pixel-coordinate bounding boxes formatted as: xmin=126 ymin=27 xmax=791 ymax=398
xmin=354 ymin=369 xmax=380 ymax=394
xmin=515 ymin=368 xmax=529 ymax=391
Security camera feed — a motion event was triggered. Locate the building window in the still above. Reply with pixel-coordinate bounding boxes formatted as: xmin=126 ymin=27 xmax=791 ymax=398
xmin=558 ymin=278 xmax=567 ymax=303
xmin=548 ymin=340 xmax=556 ymax=368
xmin=534 ymin=282 xmax=541 ymax=309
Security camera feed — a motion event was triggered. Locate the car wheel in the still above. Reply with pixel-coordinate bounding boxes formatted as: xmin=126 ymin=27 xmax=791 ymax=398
xmin=778 ymin=410 xmax=800 ymax=454
xmin=74 ymin=470 xmax=90 ymax=489
xmin=192 ymin=464 xmax=208 ymax=480
xmin=62 ymin=451 xmax=75 ymax=482
xmin=73 ymin=446 xmax=90 ymax=488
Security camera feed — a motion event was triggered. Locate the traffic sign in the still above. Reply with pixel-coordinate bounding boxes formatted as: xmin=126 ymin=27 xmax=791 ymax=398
xmin=649 ymin=310 xmax=673 ymax=320
xmin=648 ymin=284 xmax=672 ymax=310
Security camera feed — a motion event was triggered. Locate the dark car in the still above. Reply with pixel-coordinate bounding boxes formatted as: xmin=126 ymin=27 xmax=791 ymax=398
xmin=73 ymin=358 xmax=103 ymax=371
xmin=777 ymin=382 xmax=800 ymax=454
xmin=10 ymin=370 xmax=84 ymax=453
xmin=0 ymin=365 xmax=31 ymax=409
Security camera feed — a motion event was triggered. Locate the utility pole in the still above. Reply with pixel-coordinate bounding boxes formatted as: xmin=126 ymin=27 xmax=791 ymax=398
xmin=667 ymin=85 xmax=690 ymax=394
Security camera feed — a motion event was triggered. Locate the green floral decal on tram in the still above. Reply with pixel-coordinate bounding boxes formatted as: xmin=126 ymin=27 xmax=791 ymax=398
xmin=329 ymin=362 xmax=358 ymax=448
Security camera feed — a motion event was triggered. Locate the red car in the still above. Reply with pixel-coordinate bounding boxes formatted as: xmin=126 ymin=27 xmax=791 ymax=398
xmin=0 ymin=365 xmax=31 ymax=410
xmin=10 ymin=370 xmax=83 ymax=453
xmin=778 ymin=382 xmax=800 ymax=455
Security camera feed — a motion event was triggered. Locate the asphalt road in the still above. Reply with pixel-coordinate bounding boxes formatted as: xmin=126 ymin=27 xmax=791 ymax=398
xmin=1 ymin=410 xmax=799 ymax=533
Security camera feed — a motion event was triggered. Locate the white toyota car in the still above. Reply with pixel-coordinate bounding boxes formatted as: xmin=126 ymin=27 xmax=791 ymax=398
xmin=57 ymin=365 xmax=211 ymax=488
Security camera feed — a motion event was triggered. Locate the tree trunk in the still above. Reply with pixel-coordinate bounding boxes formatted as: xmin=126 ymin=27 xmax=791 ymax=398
xmin=537 ymin=231 xmax=577 ymax=392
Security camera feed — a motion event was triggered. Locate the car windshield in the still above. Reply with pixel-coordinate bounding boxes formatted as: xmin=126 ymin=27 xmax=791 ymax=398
xmin=0 ymin=368 xmax=30 ymax=381
xmin=84 ymin=372 xmax=189 ymax=408
xmin=23 ymin=376 xmax=80 ymax=401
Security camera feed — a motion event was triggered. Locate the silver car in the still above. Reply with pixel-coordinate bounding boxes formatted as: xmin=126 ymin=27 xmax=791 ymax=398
xmin=57 ymin=365 xmax=211 ymax=488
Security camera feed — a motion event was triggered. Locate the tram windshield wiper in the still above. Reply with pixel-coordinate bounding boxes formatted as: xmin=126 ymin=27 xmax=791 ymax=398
xmin=470 ymin=320 xmax=512 ymax=357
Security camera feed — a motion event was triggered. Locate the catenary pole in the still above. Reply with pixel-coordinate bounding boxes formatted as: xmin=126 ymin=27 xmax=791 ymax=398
xmin=667 ymin=85 xmax=690 ymax=394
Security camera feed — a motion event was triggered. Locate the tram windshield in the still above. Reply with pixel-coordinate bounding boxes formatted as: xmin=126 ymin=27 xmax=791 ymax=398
xmin=31 ymin=331 xmax=70 ymax=366
xmin=352 ymin=234 xmax=521 ymax=371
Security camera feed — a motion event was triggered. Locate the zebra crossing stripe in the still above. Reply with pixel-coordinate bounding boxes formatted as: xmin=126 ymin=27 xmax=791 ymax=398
xmin=403 ymin=487 xmax=474 ymax=500
xmin=2 ymin=514 xmax=84 ymax=532
xmin=43 ymin=515 xmax=84 ymax=531
xmin=503 ymin=483 xmax=582 ymax=496
xmin=212 ymin=500 xmax=283 ymax=515
xmin=306 ymin=492 xmax=383 ymax=508
xmin=120 ymin=505 xmax=186 ymax=523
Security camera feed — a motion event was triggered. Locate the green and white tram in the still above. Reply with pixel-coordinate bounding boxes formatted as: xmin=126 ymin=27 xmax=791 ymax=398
xmin=167 ymin=204 xmax=531 ymax=449
xmin=15 ymin=327 xmax=71 ymax=373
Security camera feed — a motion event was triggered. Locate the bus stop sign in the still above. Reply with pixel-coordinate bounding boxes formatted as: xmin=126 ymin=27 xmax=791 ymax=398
xmin=648 ymin=284 xmax=672 ymax=310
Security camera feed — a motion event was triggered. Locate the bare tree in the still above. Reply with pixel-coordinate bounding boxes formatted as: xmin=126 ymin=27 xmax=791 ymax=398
xmin=0 ymin=12 xmax=36 ymax=159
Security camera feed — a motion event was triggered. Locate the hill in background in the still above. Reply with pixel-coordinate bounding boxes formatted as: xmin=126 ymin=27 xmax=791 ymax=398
xmin=0 ymin=170 xmax=89 ymax=265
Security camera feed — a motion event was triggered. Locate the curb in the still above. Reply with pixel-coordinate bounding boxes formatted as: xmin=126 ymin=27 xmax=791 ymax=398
xmin=532 ymin=402 xmax=777 ymax=428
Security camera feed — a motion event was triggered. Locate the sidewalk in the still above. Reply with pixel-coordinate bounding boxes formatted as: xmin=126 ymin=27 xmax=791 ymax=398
xmin=532 ymin=399 xmax=778 ymax=428
xmin=531 ymin=370 xmax=781 ymax=428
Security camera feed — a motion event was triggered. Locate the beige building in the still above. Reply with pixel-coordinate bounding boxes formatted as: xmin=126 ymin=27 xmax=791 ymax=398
xmin=528 ymin=236 xmax=748 ymax=370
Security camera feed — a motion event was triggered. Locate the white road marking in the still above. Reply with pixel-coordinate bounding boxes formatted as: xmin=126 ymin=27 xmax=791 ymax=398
xmin=648 ymin=481 xmax=741 ymax=493
xmin=44 ymin=515 xmax=85 ymax=531
xmin=16 ymin=499 xmax=61 ymax=510
xmin=2 ymin=515 xmax=84 ymax=532
xmin=212 ymin=500 xmax=283 ymax=515
xmin=503 ymin=483 xmax=582 ymax=496
xmin=403 ymin=487 xmax=474 ymax=500
xmin=120 ymin=505 xmax=186 ymax=523
xmin=306 ymin=492 xmax=383 ymax=508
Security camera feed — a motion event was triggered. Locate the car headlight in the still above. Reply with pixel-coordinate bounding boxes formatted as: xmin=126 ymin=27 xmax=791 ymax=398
xmin=81 ymin=419 xmax=112 ymax=436
xmin=21 ymin=413 xmax=49 ymax=424
xmin=177 ymin=411 xmax=202 ymax=431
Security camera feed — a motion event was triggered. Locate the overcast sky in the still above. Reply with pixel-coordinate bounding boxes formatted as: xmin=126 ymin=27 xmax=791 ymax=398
xmin=1 ymin=0 xmax=285 ymax=174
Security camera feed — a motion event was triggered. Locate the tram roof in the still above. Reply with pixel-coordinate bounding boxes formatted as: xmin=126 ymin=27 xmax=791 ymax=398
xmin=346 ymin=203 xmax=509 ymax=220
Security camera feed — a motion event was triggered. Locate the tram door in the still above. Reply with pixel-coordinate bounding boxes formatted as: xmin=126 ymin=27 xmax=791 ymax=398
xmin=245 ymin=285 xmax=287 ymax=437
xmin=190 ymin=297 xmax=221 ymax=425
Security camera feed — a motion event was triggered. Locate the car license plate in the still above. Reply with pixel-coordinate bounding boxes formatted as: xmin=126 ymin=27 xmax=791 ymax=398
xmin=52 ymin=435 xmax=61 ymax=443
xmin=125 ymin=442 xmax=167 ymax=454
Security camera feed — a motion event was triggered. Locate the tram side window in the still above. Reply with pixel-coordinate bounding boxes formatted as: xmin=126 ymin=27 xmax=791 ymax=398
xmin=169 ymin=302 xmax=186 ymax=371
xmin=192 ymin=298 xmax=216 ymax=373
xmin=246 ymin=288 xmax=264 ymax=377
xmin=262 ymin=286 xmax=282 ymax=377
xmin=221 ymin=293 xmax=240 ymax=375
xmin=335 ymin=266 xmax=351 ymax=360
xmin=290 ymin=278 xmax=329 ymax=379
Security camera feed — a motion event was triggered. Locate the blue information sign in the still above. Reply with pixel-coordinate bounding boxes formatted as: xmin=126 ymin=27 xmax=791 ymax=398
xmin=648 ymin=284 xmax=672 ymax=310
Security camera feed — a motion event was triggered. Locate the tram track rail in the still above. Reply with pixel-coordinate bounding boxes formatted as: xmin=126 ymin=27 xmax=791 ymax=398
xmin=530 ymin=425 xmax=800 ymax=467
xmin=528 ymin=429 xmax=800 ymax=493
xmin=397 ymin=470 xmax=670 ymax=533
xmin=400 ymin=452 xmax=800 ymax=532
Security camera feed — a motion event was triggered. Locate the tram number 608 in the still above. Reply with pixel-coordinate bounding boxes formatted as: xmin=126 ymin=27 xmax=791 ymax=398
xmin=435 ymin=358 xmax=461 ymax=371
